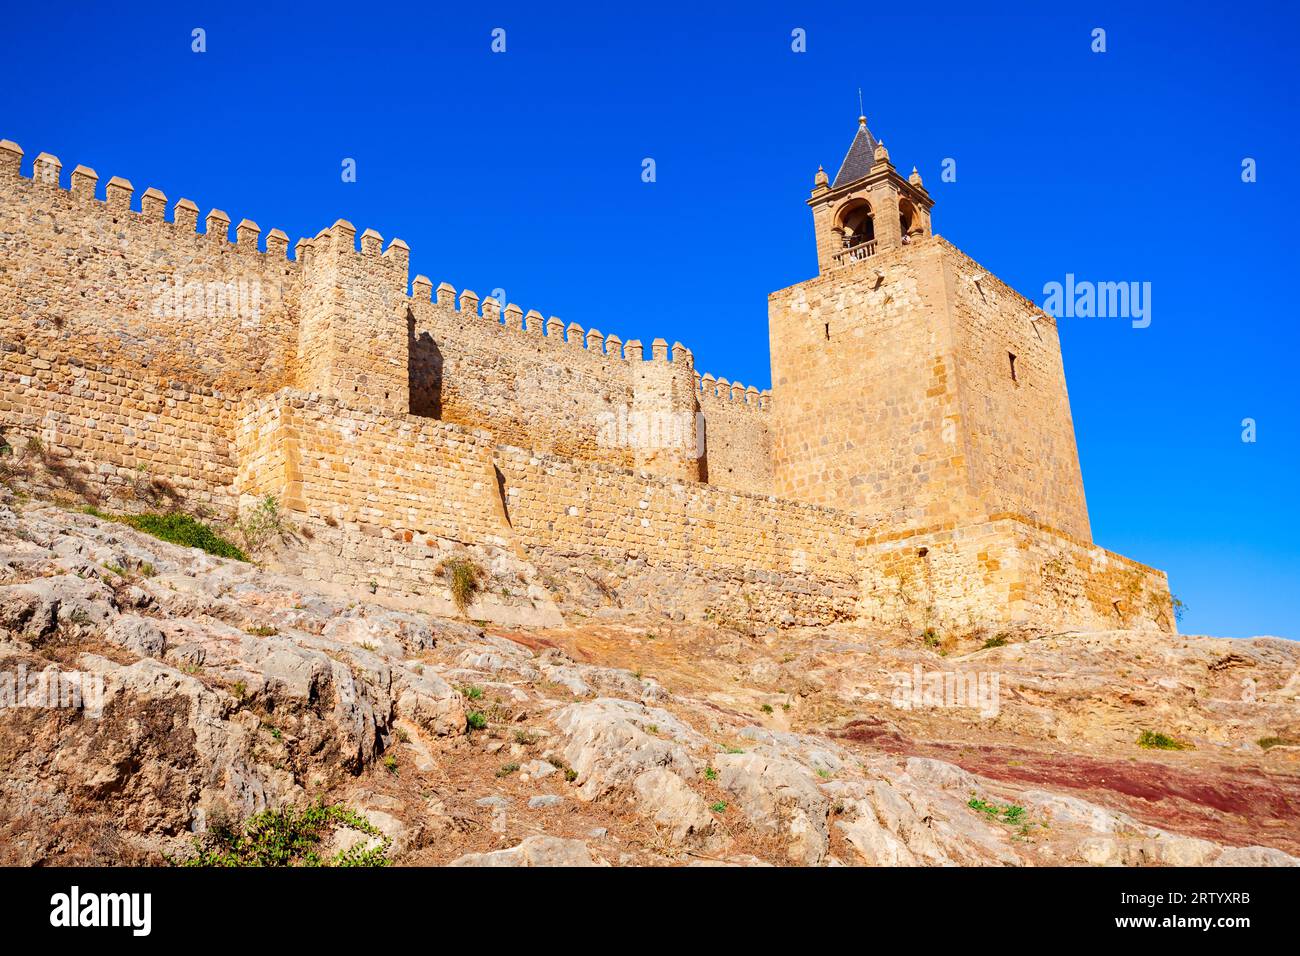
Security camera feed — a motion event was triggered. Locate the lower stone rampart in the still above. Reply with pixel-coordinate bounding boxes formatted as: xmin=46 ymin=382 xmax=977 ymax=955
xmin=0 ymin=344 xmax=238 ymax=512
xmin=494 ymin=444 xmax=865 ymax=627
xmin=234 ymin=389 xmax=561 ymax=626
xmin=859 ymin=515 xmax=1174 ymax=634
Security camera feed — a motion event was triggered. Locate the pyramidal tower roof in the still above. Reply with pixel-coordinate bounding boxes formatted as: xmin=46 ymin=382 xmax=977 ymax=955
xmin=832 ymin=116 xmax=879 ymax=188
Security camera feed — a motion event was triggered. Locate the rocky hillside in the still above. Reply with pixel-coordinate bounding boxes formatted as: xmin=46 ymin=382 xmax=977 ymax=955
xmin=0 ymin=495 xmax=1296 ymax=866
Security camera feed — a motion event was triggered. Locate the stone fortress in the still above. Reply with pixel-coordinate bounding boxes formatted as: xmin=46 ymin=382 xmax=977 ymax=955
xmin=0 ymin=118 xmax=1174 ymax=634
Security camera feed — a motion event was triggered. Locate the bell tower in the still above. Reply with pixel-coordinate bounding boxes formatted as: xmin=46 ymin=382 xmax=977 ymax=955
xmin=768 ymin=114 xmax=1092 ymax=542
xmin=808 ymin=115 xmax=934 ymax=275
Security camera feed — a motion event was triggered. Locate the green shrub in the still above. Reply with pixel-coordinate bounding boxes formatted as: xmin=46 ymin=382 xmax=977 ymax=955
xmin=175 ymin=803 xmax=390 ymax=867
xmin=967 ymin=797 xmax=1026 ymax=825
xmin=466 ymin=711 xmax=488 ymax=731
xmin=983 ymin=633 xmax=1009 ymax=649
xmin=237 ymin=494 xmax=287 ymax=554
xmin=126 ymin=512 xmax=247 ymax=560
xmin=86 ymin=507 xmax=248 ymax=561
xmin=1258 ymin=736 xmax=1295 ymax=750
xmin=1137 ymin=730 xmax=1191 ymax=751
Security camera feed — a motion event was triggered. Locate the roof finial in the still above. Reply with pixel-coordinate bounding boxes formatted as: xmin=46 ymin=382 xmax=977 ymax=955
xmin=857 ymin=87 xmax=866 ymax=126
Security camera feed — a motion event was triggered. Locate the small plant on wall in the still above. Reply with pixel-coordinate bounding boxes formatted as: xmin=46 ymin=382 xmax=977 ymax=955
xmin=1148 ymin=589 xmax=1187 ymax=628
xmin=437 ymin=556 xmax=484 ymax=615
xmin=238 ymin=494 xmax=288 ymax=555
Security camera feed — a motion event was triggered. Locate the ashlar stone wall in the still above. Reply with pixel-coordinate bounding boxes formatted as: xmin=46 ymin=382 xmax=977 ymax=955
xmin=696 ymin=377 xmax=774 ymax=494
xmin=407 ymin=282 xmax=772 ymax=489
xmin=0 ymin=347 xmax=239 ymax=510
xmin=943 ymin=241 xmax=1091 ymax=540
xmin=860 ymin=515 xmax=1173 ymax=634
xmin=0 ymin=141 xmax=302 ymax=398
xmin=769 ymin=238 xmax=981 ymax=530
xmin=495 ymin=444 xmax=864 ymax=626
xmin=236 ymin=389 xmax=508 ymax=545
xmin=768 ymin=236 xmax=1091 ymax=542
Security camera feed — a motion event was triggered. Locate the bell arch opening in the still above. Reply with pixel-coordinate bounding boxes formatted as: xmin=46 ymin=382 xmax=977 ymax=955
xmin=835 ymin=199 xmax=875 ymax=249
xmin=899 ymin=197 xmax=921 ymax=241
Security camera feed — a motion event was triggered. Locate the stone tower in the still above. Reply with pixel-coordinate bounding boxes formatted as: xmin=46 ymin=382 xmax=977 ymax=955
xmin=768 ymin=117 xmax=1093 ymax=541
xmin=297 ymin=219 xmax=411 ymax=415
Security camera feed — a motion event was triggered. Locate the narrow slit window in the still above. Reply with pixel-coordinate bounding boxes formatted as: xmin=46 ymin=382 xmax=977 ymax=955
xmin=824 ymin=322 xmax=830 ymax=341
xmin=1008 ymin=352 xmax=1018 ymax=383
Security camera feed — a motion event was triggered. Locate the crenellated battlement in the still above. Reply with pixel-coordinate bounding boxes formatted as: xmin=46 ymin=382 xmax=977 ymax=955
xmin=294 ymin=219 xmax=411 ymax=414
xmin=293 ymin=219 xmax=411 ymax=294
xmin=0 ymin=136 xmax=738 ymax=402
xmin=0 ymin=137 xmax=312 ymax=397
xmin=697 ymin=371 xmax=771 ymax=411
xmin=407 ymin=273 xmax=711 ymax=369
xmin=0 ymin=138 xmax=302 ymax=266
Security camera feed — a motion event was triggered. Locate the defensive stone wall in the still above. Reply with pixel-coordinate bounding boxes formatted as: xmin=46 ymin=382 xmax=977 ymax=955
xmin=0 ymin=139 xmax=775 ymax=491
xmin=0 ymin=136 xmax=1174 ymax=636
xmin=0 ymin=348 xmax=238 ymax=511
xmin=235 ymin=388 xmax=561 ymax=625
xmin=236 ymin=389 xmax=508 ymax=546
xmin=859 ymin=515 xmax=1172 ymax=633
xmin=407 ymin=286 xmax=638 ymax=467
xmin=0 ymin=142 xmax=301 ymax=398
xmin=495 ymin=444 xmax=863 ymax=626
xmin=696 ymin=377 xmax=773 ymax=494
xmin=407 ymin=279 xmax=773 ymax=489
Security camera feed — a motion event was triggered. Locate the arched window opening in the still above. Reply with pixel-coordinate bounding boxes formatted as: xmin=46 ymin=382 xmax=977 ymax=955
xmin=899 ymin=197 xmax=921 ymax=243
xmin=832 ymin=199 xmax=877 ymax=265
xmin=840 ymin=203 xmax=875 ymax=249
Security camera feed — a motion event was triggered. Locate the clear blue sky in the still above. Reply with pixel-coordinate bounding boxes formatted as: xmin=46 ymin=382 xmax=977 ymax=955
xmin=1 ymin=1 xmax=1296 ymax=638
